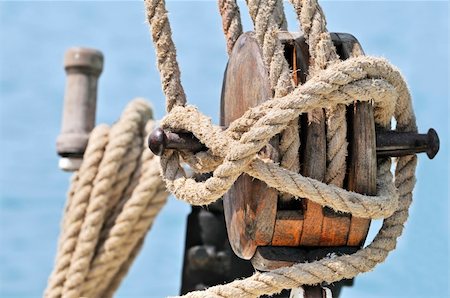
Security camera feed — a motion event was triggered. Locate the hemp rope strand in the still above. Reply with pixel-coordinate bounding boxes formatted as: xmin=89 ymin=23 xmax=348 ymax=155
xmin=248 ymin=0 xmax=300 ymax=177
xmin=144 ymin=0 xmax=418 ymax=297
xmin=45 ymin=100 xmax=168 ymax=298
xmin=146 ymin=0 xmax=187 ymax=112
xmin=291 ymin=0 xmax=348 ymax=187
xmin=218 ymin=0 xmax=243 ymax=54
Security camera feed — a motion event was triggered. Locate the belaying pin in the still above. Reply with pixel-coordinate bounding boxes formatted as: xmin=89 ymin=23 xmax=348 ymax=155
xmin=56 ymin=48 xmax=103 ymax=171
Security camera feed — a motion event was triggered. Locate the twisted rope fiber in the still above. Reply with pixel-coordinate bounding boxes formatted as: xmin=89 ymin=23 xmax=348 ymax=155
xmin=144 ymin=0 xmax=418 ymax=296
xmin=169 ymin=67 xmax=417 ymax=297
xmin=218 ymin=0 xmax=243 ymax=54
xmin=218 ymin=0 xmax=299 ymax=178
xmin=160 ymin=58 xmax=407 ymax=206
xmin=292 ymin=0 xmax=348 ymax=187
xmin=45 ymin=99 xmax=168 ymax=298
xmin=146 ymin=0 xmax=187 ymax=112
xmin=246 ymin=0 xmax=300 ymax=177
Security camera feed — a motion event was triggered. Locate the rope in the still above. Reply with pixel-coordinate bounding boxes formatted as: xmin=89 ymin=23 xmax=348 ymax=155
xmin=46 ymin=0 xmax=419 ymax=297
xmin=144 ymin=0 xmax=418 ymax=297
xmin=45 ymin=99 xmax=168 ymax=298
xmin=292 ymin=0 xmax=348 ymax=187
xmin=237 ymin=0 xmax=301 ymax=188
xmin=146 ymin=0 xmax=186 ymax=112
xmin=218 ymin=0 xmax=243 ymax=54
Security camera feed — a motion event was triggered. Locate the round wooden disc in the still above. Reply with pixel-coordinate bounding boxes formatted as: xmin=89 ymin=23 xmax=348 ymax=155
xmin=221 ymin=32 xmax=277 ymax=260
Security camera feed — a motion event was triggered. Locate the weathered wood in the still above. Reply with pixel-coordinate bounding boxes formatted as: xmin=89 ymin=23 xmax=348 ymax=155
xmin=57 ymin=48 xmax=103 ymax=158
xmin=319 ymin=208 xmax=351 ymax=246
xmin=222 ymin=32 xmax=390 ymax=269
xmin=221 ymin=32 xmax=278 ymax=260
xmin=251 ymin=246 xmax=359 ymax=271
xmin=318 ymin=33 xmax=355 ymax=246
xmin=339 ymin=33 xmax=377 ymax=247
xmin=292 ymin=34 xmax=327 ymax=247
xmin=271 ymin=210 xmax=303 ymax=246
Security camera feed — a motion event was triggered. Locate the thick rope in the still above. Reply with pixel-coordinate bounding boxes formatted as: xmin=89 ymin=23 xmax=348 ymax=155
xmin=43 ymin=0 xmax=420 ymax=297
xmin=146 ymin=0 xmax=187 ymax=112
xmin=144 ymin=0 xmax=418 ymax=296
xmin=244 ymin=0 xmax=301 ymax=183
xmin=291 ymin=0 xmax=348 ymax=187
xmin=218 ymin=0 xmax=243 ymax=54
xmin=45 ymin=99 xmax=168 ymax=298
xmin=159 ymin=58 xmax=406 ymax=204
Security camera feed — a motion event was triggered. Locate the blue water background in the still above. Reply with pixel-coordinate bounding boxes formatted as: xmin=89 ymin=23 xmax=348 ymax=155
xmin=0 ymin=1 xmax=448 ymax=297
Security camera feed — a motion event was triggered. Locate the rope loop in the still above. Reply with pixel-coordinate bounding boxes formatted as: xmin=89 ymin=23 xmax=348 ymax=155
xmin=159 ymin=56 xmax=408 ymax=213
xmin=141 ymin=0 xmax=418 ymax=296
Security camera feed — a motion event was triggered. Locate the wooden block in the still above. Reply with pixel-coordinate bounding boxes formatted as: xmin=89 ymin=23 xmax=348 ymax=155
xmin=337 ymin=33 xmax=377 ymax=247
xmin=347 ymin=101 xmax=377 ymax=246
xmin=271 ymin=210 xmax=304 ymax=246
xmin=221 ymin=32 xmax=278 ymax=259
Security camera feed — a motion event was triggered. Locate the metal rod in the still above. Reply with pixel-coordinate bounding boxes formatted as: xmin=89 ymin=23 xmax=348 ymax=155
xmin=376 ymin=128 xmax=439 ymax=159
xmin=148 ymin=128 xmax=206 ymax=156
xmin=148 ymin=127 xmax=440 ymax=159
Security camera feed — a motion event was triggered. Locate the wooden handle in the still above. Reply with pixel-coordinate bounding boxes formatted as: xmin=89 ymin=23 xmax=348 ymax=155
xmin=56 ymin=47 xmax=103 ymax=157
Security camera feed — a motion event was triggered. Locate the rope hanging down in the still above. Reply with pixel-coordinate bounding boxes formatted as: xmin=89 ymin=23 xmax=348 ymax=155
xmin=144 ymin=0 xmax=418 ymax=297
xmin=46 ymin=0 xmax=418 ymax=297
xmin=45 ymin=100 xmax=168 ymax=298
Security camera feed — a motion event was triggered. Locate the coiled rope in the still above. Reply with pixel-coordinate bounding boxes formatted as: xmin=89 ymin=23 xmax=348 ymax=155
xmin=45 ymin=100 xmax=168 ymax=298
xmin=145 ymin=0 xmax=418 ymax=297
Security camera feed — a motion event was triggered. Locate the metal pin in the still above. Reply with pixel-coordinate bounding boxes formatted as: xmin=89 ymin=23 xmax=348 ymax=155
xmin=148 ymin=127 xmax=206 ymax=156
xmin=376 ymin=128 xmax=439 ymax=159
xmin=148 ymin=127 xmax=440 ymax=159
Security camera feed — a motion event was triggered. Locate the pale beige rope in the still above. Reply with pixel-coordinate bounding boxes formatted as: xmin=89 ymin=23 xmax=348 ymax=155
xmin=45 ymin=99 xmax=169 ymax=298
xmin=169 ymin=64 xmax=417 ymax=297
xmin=159 ymin=57 xmax=402 ymax=205
xmin=180 ymin=155 xmax=417 ymax=297
xmin=246 ymin=0 xmax=288 ymax=31
xmin=81 ymin=141 xmax=168 ymax=297
xmin=61 ymin=101 xmax=149 ymax=298
xmin=292 ymin=0 xmax=347 ymax=186
xmin=102 ymin=238 xmax=145 ymax=298
xmin=218 ymin=0 xmax=243 ymax=54
xmin=46 ymin=125 xmax=110 ymax=298
xmin=146 ymin=0 xmax=187 ymax=112
xmin=142 ymin=0 xmax=417 ymax=296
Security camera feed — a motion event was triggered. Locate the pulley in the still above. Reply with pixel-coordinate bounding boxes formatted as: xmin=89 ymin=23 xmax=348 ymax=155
xmin=148 ymin=32 xmax=440 ymax=271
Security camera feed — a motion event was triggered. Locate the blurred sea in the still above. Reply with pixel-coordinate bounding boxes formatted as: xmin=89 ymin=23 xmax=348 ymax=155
xmin=0 ymin=1 xmax=448 ymax=297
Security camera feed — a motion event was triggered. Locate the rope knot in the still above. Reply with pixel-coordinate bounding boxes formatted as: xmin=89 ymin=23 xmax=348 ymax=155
xmin=158 ymin=56 xmax=408 ymax=222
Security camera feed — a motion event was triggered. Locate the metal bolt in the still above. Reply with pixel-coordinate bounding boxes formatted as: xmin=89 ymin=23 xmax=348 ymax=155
xmin=148 ymin=127 xmax=205 ymax=155
xmin=148 ymin=127 xmax=440 ymax=160
xmin=376 ymin=128 xmax=440 ymax=159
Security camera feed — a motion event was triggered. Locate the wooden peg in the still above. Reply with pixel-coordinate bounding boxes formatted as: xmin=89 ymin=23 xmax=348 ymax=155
xmin=56 ymin=48 xmax=103 ymax=159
